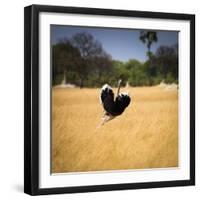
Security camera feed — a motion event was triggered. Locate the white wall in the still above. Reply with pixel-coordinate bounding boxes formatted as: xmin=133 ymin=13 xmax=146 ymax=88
xmin=0 ymin=0 xmax=199 ymax=199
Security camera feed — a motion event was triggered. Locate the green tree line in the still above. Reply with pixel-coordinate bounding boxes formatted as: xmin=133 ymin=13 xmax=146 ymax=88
xmin=52 ymin=31 xmax=178 ymax=87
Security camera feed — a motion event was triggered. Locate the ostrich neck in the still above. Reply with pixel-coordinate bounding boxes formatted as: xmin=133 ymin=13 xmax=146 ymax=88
xmin=117 ymin=81 xmax=121 ymax=96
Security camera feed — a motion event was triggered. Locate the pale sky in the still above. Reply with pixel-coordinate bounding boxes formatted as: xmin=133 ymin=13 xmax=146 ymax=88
xmin=51 ymin=25 xmax=178 ymax=62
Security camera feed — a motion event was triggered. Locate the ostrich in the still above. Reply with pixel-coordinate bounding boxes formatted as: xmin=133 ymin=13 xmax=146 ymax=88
xmin=100 ymin=80 xmax=131 ymax=125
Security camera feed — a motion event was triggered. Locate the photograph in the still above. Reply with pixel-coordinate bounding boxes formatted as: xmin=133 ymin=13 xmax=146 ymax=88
xmin=51 ymin=25 xmax=179 ymax=174
xmin=24 ymin=4 xmax=195 ymax=195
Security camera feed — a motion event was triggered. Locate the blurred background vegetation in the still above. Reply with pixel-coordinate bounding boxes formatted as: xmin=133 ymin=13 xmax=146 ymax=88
xmin=52 ymin=31 xmax=178 ymax=87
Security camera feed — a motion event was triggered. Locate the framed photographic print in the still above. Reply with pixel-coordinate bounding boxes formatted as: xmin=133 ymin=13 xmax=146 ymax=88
xmin=24 ymin=4 xmax=195 ymax=195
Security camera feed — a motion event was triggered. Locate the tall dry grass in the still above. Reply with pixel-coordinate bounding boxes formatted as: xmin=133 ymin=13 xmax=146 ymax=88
xmin=52 ymin=86 xmax=178 ymax=173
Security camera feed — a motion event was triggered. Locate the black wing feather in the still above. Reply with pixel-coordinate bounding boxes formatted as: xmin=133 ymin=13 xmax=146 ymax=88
xmin=114 ymin=94 xmax=131 ymax=115
xmin=100 ymin=84 xmax=115 ymax=114
xmin=100 ymin=84 xmax=131 ymax=116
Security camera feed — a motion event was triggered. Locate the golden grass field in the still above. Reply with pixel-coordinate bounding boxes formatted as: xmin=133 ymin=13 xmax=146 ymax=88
xmin=52 ymin=86 xmax=178 ymax=173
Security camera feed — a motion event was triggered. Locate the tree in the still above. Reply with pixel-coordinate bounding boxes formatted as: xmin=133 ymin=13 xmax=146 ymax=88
xmin=139 ymin=31 xmax=158 ymax=85
xmin=52 ymin=39 xmax=81 ymax=85
xmin=125 ymin=59 xmax=145 ymax=86
xmin=139 ymin=31 xmax=158 ymax=59
xmin=154 ymin=44 xmax=178 ymax=82
xmin=70 ymin=32 xmax=104 ymax=87
xmin=92 ymin=51 xmax=113 ymax=86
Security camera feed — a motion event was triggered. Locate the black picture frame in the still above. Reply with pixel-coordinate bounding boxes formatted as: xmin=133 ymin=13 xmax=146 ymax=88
xmin=24 ymin=4 xmax=195 ymax=196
